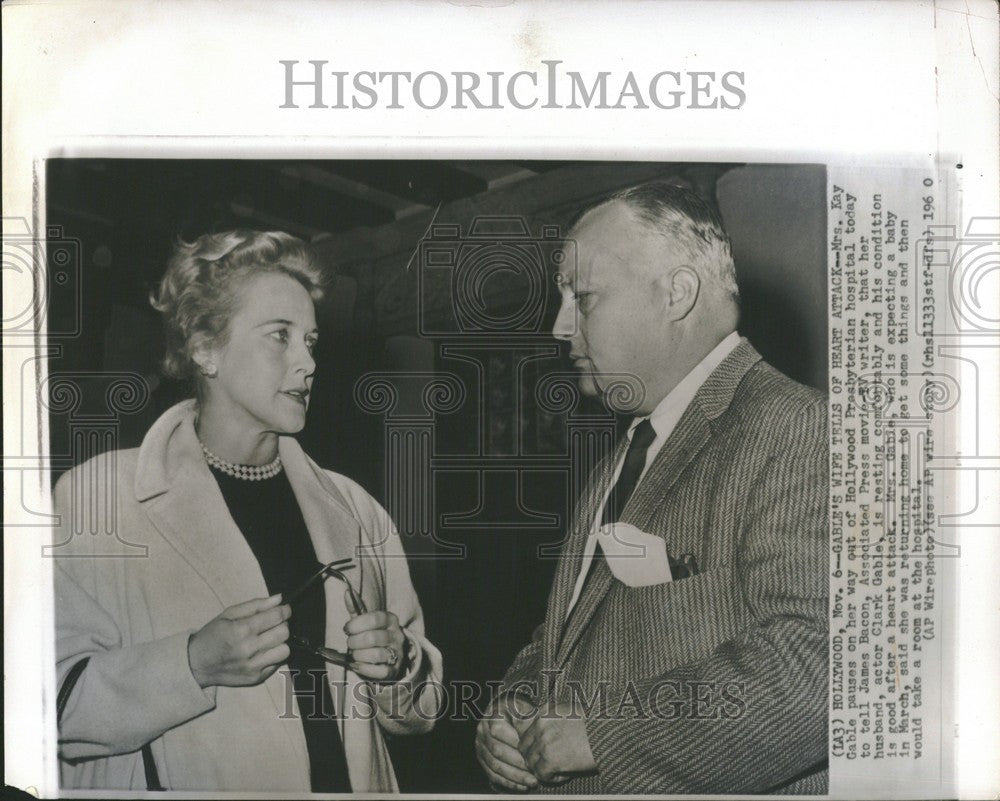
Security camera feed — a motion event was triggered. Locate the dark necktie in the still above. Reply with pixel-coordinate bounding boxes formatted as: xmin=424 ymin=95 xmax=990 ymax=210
xmin=599 ymin=418 xmax=698 ymax=580
xmin=578 ymin=418 xmax=657 ymax=590
xmin=563 ymin=419 xmax=658 ymax=633
xmin=602 ymin=418 xmax=657 ymax=527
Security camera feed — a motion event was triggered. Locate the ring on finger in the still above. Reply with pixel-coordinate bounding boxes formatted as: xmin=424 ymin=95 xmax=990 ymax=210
xmin=385 ymin=646 xmax=398 ymax=665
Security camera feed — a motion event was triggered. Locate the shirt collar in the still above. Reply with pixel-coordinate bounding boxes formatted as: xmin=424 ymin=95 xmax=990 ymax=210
xmin=629 ymin=330 xmax=742 ymax=442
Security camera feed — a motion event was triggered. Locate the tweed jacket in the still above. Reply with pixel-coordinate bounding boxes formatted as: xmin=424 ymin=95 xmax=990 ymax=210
xmin=54 ymin=400 xmax=443 ymax=792
xmin=502 ymin=340 xmax=829 ymax=794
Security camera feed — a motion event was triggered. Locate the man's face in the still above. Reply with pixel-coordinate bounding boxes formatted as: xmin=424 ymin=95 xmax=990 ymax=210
xmin=553 ymin=202 xmax=677 ymax=412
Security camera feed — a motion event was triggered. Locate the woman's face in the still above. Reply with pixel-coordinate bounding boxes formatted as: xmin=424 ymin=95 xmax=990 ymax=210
xmin=202 ymin=271 xmax=319 ymax=436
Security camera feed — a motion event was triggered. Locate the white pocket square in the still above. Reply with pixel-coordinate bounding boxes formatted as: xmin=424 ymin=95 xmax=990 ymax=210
xmin=596 ymin=522 xmax=673 ymax=587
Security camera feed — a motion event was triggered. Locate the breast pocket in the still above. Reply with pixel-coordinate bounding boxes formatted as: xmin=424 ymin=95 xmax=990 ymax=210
xmin=612 ymin=567 xmax=739 ymax=671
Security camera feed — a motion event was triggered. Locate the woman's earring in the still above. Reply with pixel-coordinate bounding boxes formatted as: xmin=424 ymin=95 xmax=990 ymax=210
xmin=200 ymin=362 xmax=218 ymax=378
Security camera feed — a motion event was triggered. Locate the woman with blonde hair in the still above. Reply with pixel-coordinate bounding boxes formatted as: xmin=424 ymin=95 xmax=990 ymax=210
xmin=54 ymin=230 xmax=442 ymax=792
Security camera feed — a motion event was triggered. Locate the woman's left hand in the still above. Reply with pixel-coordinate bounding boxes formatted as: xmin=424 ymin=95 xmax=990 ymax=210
xmin=343 ymin=590 xmax=407 ymax=682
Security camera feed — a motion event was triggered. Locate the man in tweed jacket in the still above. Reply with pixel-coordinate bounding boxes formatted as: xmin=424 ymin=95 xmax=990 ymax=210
xmin=475 ymin=183 xmax=828 ymax=794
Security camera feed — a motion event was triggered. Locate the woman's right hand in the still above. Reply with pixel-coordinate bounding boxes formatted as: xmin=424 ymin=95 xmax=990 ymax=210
xmin=187 ymin=594 xmax=291 ymax=689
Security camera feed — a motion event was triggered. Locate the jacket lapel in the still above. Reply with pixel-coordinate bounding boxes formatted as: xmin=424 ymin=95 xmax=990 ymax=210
xmin=546 ymin=437 xmax=624 ymax=666
xmin=623 ymin=404 xmax=713 ymax=532
xmin=551 ymin=413 xmax=713 ymax=670
xmin=551 ymin=340 xmax=764 ymax=669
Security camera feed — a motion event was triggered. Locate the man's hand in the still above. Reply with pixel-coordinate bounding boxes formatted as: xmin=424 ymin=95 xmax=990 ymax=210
xmin=516 ymin=700 xmax=597 ymax=785
xmin=475 ymin=694 xmax=539 ymax=792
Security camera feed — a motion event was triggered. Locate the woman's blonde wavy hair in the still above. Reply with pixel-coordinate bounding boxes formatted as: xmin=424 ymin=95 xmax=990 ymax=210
xmin=149 ymin=230 xmax=327 ymax=381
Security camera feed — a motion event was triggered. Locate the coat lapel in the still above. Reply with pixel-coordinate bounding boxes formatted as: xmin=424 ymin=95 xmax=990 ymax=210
xmin=280 ymin=435 xmax=377 ymax=750
xmin=280 ymin=437 xmax=364 ymax=654
xmin=142 ymin=473 xmax=270 ymax=607
xmin=135 ymin=402 xmax=270 ymax=610
xmin=131 ymin=402 xmax=330 ymax=769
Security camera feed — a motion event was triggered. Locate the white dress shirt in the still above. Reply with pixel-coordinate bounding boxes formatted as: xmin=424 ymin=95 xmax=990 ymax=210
xmin=565 ymin=331 xmax=741 ymax=617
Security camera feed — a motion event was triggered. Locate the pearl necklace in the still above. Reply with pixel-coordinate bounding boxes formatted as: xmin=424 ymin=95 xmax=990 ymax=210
xmin=200 ymin=441 xmax=283 ymax=481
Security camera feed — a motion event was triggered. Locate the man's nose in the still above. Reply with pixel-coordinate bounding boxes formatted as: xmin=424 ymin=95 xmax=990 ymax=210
xmin=552 ymin=298 xmax=577 ymax=341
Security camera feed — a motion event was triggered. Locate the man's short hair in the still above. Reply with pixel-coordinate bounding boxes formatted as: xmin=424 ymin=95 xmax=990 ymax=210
xmin=585 ymin=181 xmax=739 ymax=302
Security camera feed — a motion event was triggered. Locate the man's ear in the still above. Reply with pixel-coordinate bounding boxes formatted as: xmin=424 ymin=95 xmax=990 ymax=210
xmin=664 ymin=266 xmax=700 ymax=321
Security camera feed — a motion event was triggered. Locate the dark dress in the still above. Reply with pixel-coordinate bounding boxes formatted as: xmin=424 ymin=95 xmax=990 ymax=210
xmin=210 ymin=465 xmax=351 ymax=793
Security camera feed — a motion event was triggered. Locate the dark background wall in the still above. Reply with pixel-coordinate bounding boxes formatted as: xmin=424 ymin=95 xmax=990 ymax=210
xmin=719 ymin=164 xmax=828 ymax=390
xmin=45 ymin=160 xmax=825 ymax=792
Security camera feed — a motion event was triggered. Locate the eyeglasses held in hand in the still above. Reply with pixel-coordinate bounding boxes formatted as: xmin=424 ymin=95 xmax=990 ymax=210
xmin=285 ymin=557 xmax=368 ymax=665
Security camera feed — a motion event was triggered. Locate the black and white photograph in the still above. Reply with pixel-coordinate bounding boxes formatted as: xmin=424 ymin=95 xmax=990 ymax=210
xmin=3 ymin=3 xmax=997 ymax=800
xmin=42 ymin=159 xmax=828 ymax=794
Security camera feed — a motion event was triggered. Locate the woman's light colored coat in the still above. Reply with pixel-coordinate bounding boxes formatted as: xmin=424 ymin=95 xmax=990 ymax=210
xmin=55 ymin=400 xmax=443 ymax=792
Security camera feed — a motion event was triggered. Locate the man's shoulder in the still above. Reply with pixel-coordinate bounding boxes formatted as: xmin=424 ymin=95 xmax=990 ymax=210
xmin=723 ymin=358 xmax=827 ymax=443
xmin=738 ymin=359 xmax=824 ymax=413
